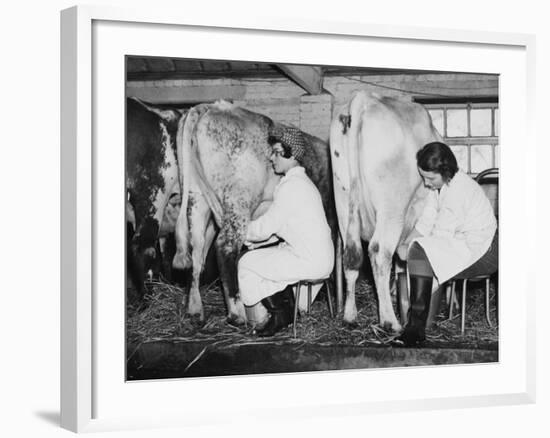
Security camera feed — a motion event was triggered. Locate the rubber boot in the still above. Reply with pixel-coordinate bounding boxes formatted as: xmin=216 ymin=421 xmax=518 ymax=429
xmin=256 ymin=285 xmax=295 ymax=337
xmin=396 ymin=275 xmax=433 ymax=346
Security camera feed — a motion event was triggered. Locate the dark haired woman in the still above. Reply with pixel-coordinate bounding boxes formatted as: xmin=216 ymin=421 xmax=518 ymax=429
xmin=237 ymin=125 xmax=334 ymax=337
xmin=396 ymin=141 xmax=498 ymax=346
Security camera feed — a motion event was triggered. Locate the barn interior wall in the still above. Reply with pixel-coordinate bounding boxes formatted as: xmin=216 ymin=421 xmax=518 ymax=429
xmin=127 ymin=73 xmax=498 ymax=142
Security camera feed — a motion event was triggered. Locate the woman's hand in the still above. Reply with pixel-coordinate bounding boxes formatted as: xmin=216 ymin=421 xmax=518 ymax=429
xmin=244 ymin=235 xmax=279 ymax=250
xmin=244 ymin=240 xmax=257 ymax=250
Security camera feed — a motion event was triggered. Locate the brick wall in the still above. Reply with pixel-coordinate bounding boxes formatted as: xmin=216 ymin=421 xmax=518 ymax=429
xmin=127 ymin=73 xmax=498 ymax=142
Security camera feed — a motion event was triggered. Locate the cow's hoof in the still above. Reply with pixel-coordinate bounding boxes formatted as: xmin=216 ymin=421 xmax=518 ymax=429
xmin=226 ymin=314 xmax=246 ymax=327
xmin=187 ymin=299 xmax=204 ymax=320
xmin=186 ymin=309 xmax=205 ymax=322
xmin=343 ymin=320 xmax=360 ymax=330
xmin=343 ymin=307 xmax=358 ymax=325
xmin=186 ymin=313 xmax=205 ymax=326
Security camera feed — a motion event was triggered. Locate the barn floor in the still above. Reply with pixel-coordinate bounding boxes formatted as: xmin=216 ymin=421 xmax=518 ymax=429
xmin=126 ymin=277 xmax=498 ymax=380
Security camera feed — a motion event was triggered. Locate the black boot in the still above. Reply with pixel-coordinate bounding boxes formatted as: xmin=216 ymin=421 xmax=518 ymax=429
xmin=396 ymin=275 xmax=433 ymax=346
xmin=397 ymin=272 xmax=410 ymax=326
xmin=256 ymin=285 xmax=295 ymax=337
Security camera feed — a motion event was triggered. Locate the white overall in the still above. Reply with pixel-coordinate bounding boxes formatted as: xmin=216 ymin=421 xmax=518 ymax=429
xmin=238 ymin=167 xmax=334 ymax=309
xmin=410 ymin=170 xmax=497 ymax=284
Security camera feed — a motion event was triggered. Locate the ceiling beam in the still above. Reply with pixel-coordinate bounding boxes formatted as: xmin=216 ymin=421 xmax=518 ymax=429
xmin=278 ymin=64 xmax=324 ymax=95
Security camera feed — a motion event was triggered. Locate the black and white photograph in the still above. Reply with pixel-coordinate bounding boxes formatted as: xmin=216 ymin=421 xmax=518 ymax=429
xmin=125 ymin=56 xmax=500 ymax=380
xmin=4 ymin=0 xmax=546 ymax=435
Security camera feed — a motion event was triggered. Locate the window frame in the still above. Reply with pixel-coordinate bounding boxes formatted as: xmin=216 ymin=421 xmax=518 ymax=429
xmin=420 ymin=100 xmax=499 ymax=176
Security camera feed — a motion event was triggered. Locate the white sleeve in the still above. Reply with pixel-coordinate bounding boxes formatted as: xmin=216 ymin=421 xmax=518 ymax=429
xmin=430 ymin=189 xmax=463 ymax=239
xmin=414 ymin=191 xmax=437 ymax=236
xmin=246 ymin=181 xmax=292 ymax=241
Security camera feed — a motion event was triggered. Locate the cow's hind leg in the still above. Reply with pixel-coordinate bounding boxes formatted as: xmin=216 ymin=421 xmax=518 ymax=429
xmin=215 ymin=223 xmax=247 ymax=326
xmin=341 ymin=188 xmax=364 ymax=324
xmin=186 ymin=194 xmax=213 ymax=321
xmin=342 ymin=234 xmax=363 ymax=324
xmin=368 ymin=223 xmax=403 ymax=333
xmin=343 ymin=268 xmax=360 ymax=325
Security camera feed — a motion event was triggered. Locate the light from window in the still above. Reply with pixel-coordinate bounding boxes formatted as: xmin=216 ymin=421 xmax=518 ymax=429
xmin=425 ymin=101 xmax=499 ymax=175
xmin=471 ymin=144 xmax=493 ymax=173
xmin=447 ymin=109 xmax=468 ymax=137
xmin=429 ymin=109 xmax=444 ymax=137
xmin=450 ymin=145 xmax=468 ymax=170
xmin=471 ymin=109 xmax=492 ymax=136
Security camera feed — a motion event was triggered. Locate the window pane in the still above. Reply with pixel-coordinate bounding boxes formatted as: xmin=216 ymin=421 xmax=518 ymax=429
xmin=470 ymin=109 xmax=492 ymax=136
xmin=447 ymin=109 xmax=468 ymax=137
xmin=428 ymin=109 xmax=444 ymax=137
xmin=450 ymin=145 xmax=469 ymax=172
xmin=471 ymin=144 xmax=493 ymax=173
xmin=494 ymin=108 xmax=499 ymax=137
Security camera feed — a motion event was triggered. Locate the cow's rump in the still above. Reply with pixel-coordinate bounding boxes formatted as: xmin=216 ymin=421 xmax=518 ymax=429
xmin=173 ymin=101 xmax=337 ymax=324
xmin=330 ymin=91 xmax=440 ymax=330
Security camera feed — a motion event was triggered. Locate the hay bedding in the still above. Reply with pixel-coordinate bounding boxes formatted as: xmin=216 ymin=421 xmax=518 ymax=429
xmin=126 ymin=278 xmax=499 ymax=350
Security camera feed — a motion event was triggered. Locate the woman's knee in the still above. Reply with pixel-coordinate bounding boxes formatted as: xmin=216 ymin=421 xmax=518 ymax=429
xmin=407 ymin=242 xmax=434 ymax=277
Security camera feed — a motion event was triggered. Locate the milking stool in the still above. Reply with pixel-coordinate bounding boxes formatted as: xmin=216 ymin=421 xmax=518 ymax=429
xmin=448 ymin=273 xmax=494 ymax=334
xmin=292 ymin=278 xmax=334 ymax=338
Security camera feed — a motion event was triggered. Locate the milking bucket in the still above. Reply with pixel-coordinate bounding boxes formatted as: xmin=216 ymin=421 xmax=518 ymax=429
xmin=245 ymin=302 xmax=268 ymax=327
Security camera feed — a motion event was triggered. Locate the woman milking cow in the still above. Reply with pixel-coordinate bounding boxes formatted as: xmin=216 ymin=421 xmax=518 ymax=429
xmin=238 ymin=134 xmax=497 ymax=343
xmin=238 ymin=126 xmax=334 ymax=337
xmin=395 ymin=141 xmax=498 ymax=347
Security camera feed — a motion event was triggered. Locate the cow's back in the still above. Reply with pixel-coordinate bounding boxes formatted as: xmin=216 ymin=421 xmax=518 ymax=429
xmin=194 ymin=104 xmax=274 ymax=219
xmin=331 ymin=92 xmax=440 ymax=243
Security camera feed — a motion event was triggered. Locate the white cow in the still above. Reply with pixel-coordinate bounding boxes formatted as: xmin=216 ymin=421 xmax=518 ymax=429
xmin=172 ymin=101 xmax=337 ymax=324
xmin=330 ymin=91 xmax=441 ymax=331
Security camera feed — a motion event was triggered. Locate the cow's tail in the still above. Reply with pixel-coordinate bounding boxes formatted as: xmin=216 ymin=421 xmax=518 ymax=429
xmin=173 ymin=106 xmax=224 ymax=270
xmin=189 ymin=144 xmax=224 ymax=226
xmin=346 ymin=92 xmax=368 ymax=206
xmin=173 ymin=109 xmax=195 ymax=269
xmin=347 ymin=91 xmax=368 ymax=166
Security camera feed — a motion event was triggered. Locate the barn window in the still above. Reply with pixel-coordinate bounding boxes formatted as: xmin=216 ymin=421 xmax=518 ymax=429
xmin=416 ymin=98 xmax=499 ymax=176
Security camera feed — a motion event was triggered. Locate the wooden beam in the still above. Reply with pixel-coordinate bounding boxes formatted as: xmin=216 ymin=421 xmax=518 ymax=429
xmin=278 ymin=64 xmax=323 ymax=95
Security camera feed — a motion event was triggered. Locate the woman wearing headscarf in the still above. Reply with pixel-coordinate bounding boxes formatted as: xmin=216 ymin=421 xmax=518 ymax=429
xmin=238 ymin=126 xmax=334 ymax=337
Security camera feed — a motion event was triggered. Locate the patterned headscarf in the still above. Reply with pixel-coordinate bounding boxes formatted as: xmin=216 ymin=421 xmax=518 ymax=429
xmin=269 ymin=125 xmax=306 ymax=162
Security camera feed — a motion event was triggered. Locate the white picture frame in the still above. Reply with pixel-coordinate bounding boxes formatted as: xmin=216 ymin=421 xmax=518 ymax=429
xmin=60 ymin=4 xmax=536 ymax=433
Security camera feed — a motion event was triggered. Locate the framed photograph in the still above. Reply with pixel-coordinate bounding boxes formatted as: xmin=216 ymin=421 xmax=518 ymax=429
xmin=61 ymin=5 xmax=536 ymax=433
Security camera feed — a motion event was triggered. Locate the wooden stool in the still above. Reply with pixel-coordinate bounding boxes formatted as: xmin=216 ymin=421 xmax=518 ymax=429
xmin=293 ymin=278 xmax=334 ymax=338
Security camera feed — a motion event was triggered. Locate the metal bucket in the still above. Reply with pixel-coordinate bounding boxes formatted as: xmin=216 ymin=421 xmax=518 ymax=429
xmin=245 ymin=302 xmax=269 ymax=327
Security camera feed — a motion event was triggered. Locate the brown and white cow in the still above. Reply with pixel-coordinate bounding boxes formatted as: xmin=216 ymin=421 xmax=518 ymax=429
xmin=330 ymin=91 xmax=441 ymax=331
xmin=126 ymin=97 xmax=185 ymax=302
xmin=172 ymin=101 xmax=336 ymax=324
